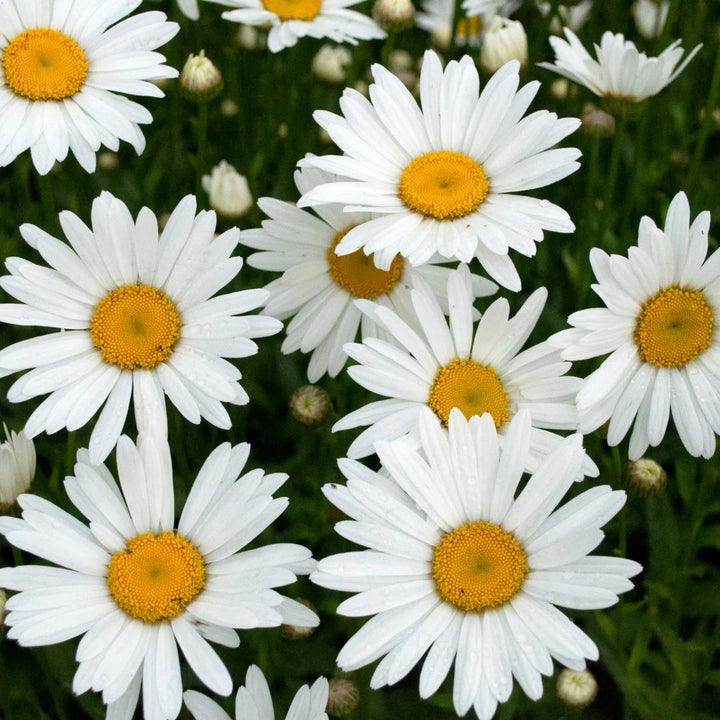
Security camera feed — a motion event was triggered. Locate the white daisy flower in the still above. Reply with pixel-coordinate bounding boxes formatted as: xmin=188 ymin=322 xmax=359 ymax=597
xmin=334 ymin=264 xmax=596 ymax=477
xmin=178 ymin=0 xmax=201 ymax=19
xmin=0 ymin=192 xmax=281 ymax=464
xmin=240 ymin=165 xmax=497 ymax=383
xmin=298 ymin=50 xmax=581 ymax=291
xmin=550 ymin=191 xmax=720 ymax=460
xmin=185 ymin=665 xmax=329 ymax=720
xmin=0 ymin=0 xmax=179 ymax=174
xmin=312 ymin=408 xmax=641 ymax=720
xmin=0 ymin=434 xmax=318 ymax=720
xmin=538 ymin=28 xmax=701 ymax=103
xmin=203 ymin=0 xmax=386 ymax=54
xmin=415 ymin=0 xmax=500 ymax=49
xmin=0 ymin=424 xmax=35 ymax=507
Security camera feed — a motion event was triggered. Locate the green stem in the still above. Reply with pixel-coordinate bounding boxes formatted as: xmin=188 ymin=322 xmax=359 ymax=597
xmin=600 ymin=113 xmax=628 ymax=250
xmin=380 ymin=32 xmax=396 ymax=68
xmin=195 ymin=101 xmax=209 ymax=200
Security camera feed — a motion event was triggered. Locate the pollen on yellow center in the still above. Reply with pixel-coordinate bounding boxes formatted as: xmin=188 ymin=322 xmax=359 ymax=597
xmin=399 ymin=151 xmax=489 ymax=221
xmin=432 ymin=520 xmax=528 ymax=612
xmin=262 ymin=0 xmax=322 ymax=21
xmin=328 ymin=228 xmax=404 ymax=299
xmin=634 ymin=287 xmax=714 ymax=368
xmin=90 ymin=284 xmax=182 ymax=371
xmin=2 ymin=28 xmax=88 ymax=101
xmin=428 ymin=358 xmax=510 ymax=427
xmin=107 ymin=532 xmax=206 ymax=623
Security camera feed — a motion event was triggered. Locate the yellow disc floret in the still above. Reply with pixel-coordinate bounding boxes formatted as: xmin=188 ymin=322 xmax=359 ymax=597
xmin=262 ymin=0 xmax=322 ymax=21
xmin=399 ymin=151 xmax=489 ymax=221
xmin=433 ymin=520 xmax=528 ymax=612
xmin=634 ymin=287 xmax=714 ymax=368
xmin=107 ymin=532 xmax=206 ymax=623
xmin=328 ymin=228 xmax=404 ymax=299
xmin=2 ymin=28 xmax=88 ymax=101
xmin=428 ymin=358 xmax=510 ymax=427
xmin=90 ymin=284 xmax=182 ymax=371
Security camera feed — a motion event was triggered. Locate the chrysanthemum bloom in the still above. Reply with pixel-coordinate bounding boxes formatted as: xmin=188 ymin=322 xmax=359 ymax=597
xmin=334 ymin=264 xmax=596 ymax=478
xmin=298 ymin=51 xmax=581 ymax=291
xmin=312 ymin=409 xmax=641 ymax=720
xmin=552 ymin=192 xmax=720 ymax=459
xmin=538 ymin=29 xmax=701 ymax=103
xmin=0 ymin=192 xmax=281 ymax=463
xmin=0 ymin=434 xmax=318 ymax=720
xmin=240 ymin=166 xmax=497 ymax=382
xmin=0 ymin=0 xmax=179 ymax=174
xmin=204 ymin=0 xmax=386 ymax=54
xmin=0 ymin=424 xmax=35 ymax=509
xmin=185 ymin=665 xmax=329 ymax=720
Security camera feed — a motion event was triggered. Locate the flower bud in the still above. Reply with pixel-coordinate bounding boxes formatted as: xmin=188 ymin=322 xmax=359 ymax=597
xmin=556 ymin=668 xmax=598 ymax=708
xmin=0 ymin=588 xmax=7 ymax=627
xmin=372 ymin=0 xmax=415 ymax=33
xmin=290 ymin=385 xmax=331 ymax=426
xmin=180 ymin=50 xmax=223 ymax=102
xmin=628 ymin=458 xmax=667 ymax=494
xmin=480 ymin=16 xmax=528 ymax=74
xmin=581 ymin=103 xmax=616 ymax=137
xmin=281 ymin=599 xmax=318 ymax=640
xmin=201 ymin=161 xmax=253 ymax=218
xmin=311 ymin=45 xmax=353 ymax=84
xmin=0 ymin=425 xmax=35 ymax=510
xmin=633 ymin=0 xmax=669 ymax=40
xmin=327 ymin=678 xmax=359 ymax=717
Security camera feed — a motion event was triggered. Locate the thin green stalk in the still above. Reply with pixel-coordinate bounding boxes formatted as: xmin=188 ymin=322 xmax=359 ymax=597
xmin=599 ymin=113 xmax=628 ymax=250
xmin=195 ymin=101 xmax=209 ymax=200
xmin=380 ymin=32 xmax=396 ymax=67
xmin=582 ymin=133 xmax=602 ymax=229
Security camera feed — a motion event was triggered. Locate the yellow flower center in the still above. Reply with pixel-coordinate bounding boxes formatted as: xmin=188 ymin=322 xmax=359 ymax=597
xmin=107 ymin=532 xmax=206 ymax=623
xmin=262 ymin=0 xmax=322 ymax=21
xmin=432 ymin=520 xmax=528 ymax=612
xmin=90 ymin=284 xmax=182 ymax=371
xmin=328 ymin=228 xmax=404 ymax=299
xmin=634 ymin=287 xmax=714 ymax=368
xmin=2 ymin=28 xmax=88 ymax=101
xmin=428 ymin=358 xmax=510 ymax=427
xmin=399 ymin=151 xmax=489 ymax=221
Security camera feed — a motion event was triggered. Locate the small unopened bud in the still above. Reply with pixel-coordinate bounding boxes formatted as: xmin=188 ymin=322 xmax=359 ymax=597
xmin=628 ymin=458 xmax=667 ymax=494
xmin=236 ymin=25 xmax=263 ymax=50
xmin=372 ymin=0 xmax=415 ymax=33
xmin=311 ymin=45 xmax=353 ymax=84
xmin=290 ymin=385 xmax=331 ymax=426
xmin=581 ymin=103 xmax=616 ymax=137
xmin=0 ymin=587 xmax=6 ymax=627
xmin=281 ymin=599 xmax=318 ymax=640
xmin=327 ymin=678 xmax=359 ymax=717
xmin=480 ymin=17 xmax=528 ymax=74
xmin=556 ymin=668 xmax=598 ymax=708
xmin=633 ymin=0 xmax=669 ymax=40
xmin=180 ymin=50 xmax=223 ymax=102
xmin=220 ymin=99 xmax=239 ymax=117
xmin=97 ymin=152 xmax=119 ymax=171
xmin=550 ymin=78 xmax=570 ymax=100
xmin=201 ymin=161 xmax=253 ymax=218
xmin=0 ymin=425 xmax=35 ymax=511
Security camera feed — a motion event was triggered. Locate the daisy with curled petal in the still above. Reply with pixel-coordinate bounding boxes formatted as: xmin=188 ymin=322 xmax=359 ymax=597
xmin=298 ymin=50 xmax=581 ymax=291
xmin=312 ymin=408 xmax=642 ymax=720
xmin=0 ymin=192 xmax=281 ymax=464
xmin=0 ymin=0 xmax=179 ymax=174
xmin=0 ymin=434 xmax=318 ymax=720
xmin=239 ymin=164 xmax=497 ymax=383
xmin=538 ymin=28 xmax=701 ymax=103
xmin=184 ymin=665 xmax=329 ymax=720
xmin=334 ymin=264 xmax=597 ymax=477
xmin=203 ymin=0 xmax=386 ymax=54
xmin=550 ymin=191 xmax=720 ymax=460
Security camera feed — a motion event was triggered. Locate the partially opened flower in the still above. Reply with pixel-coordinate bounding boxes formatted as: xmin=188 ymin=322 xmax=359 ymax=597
xmin=0 ymin=192 xmax=281 ymax=463
xmin=0 ymin=0 xmax=179 ymax=174
xmin=551 ymin=191 xmax=720 ymax=459
xmin=299 ymin=51 xmax=580 ymax=291
xmin=204 ymin=0 xmax=386 ymax=54
xmin=312 ymin=409 xmax=641 ymax=720
xmin=240 ymin=166 xmax=496 ymax=382
xmin=334 ymin=264 xmax=595 ymax=477
xmin=0 ymin=434 xmax=318 ymax=720
xmin=0 ymin=424 xmax=35 ymax=508
xmin=538 ymin=29 xmax=701 ymax=103
xmin=184 ymin=665 xmax=329 ymax=720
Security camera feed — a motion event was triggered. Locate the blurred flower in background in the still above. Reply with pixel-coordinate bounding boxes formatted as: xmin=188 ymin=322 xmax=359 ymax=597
xmin=0 ymin=425 xmax=35 ymax=509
